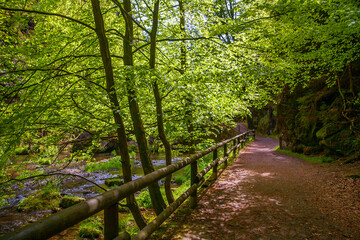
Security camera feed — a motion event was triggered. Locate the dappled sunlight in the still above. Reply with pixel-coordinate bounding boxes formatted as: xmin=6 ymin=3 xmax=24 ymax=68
xmin=163 ymin=136 xmax=360 ymax=240
xmin=177 ymin=161 xmax=285 ymax=240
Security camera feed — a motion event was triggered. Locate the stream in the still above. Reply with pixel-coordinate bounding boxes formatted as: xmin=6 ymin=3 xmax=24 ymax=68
xmin=0 ymin=154 xmax=185 ymax=235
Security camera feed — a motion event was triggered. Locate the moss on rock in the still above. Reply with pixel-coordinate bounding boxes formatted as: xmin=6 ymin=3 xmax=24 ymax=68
xmin=17 ymin=190 xmax=61 ymax=212
xmin=105 ymin=178 xmax=123 ymax=187
xmin=59 ymin=195 xmax=85 ymax=209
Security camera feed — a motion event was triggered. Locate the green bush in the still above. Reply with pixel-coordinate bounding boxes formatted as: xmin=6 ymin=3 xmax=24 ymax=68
xmin=15 ymin=146 xmax=28 ymax=155
xmin=78 ymin=216 xmax=103 ymax=239
xmin=136 ymin=190 xmax=152 ymax=208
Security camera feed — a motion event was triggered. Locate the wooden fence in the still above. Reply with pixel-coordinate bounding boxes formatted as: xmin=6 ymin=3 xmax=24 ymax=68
xmin=1 ymin=130 xmax=255 ymax=240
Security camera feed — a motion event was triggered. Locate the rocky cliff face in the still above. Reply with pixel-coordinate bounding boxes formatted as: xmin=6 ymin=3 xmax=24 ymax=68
xmin=277 ymin=61 xmax=360 ymax=160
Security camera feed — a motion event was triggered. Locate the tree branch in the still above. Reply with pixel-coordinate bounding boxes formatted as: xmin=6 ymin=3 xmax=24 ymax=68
xmin=110 ymin=0 xmax=150 ymax=34
xmin=133 ymin=37 xmax=209 ymax=54
xmin=0 ymin=6 xmax=95 ymax=31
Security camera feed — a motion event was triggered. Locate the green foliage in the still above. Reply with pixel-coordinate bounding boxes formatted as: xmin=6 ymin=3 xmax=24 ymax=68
xmin=14 ymin=146 xmax=29 ymax=155
xmin=1 ymin=0 xmax=359 ymax=225
xmin=275 ymin=146 xmax=334 ymax=164
xmin=83 ymin=156 xmax=126 ymax=172
xmin=173 ymin=174 xmax=187 ymax=185
xmin=117 ymin=213 xmax=151 ymax=236
xmin=136 ymin=190 xmax=153 ymax=209
xmin=78 ymin=216 xmax=103 ymax=240
xmin=16 ymin=169 xmax=46 ymax=180
xmin=172 ymin=181 xmax=190 ymax=199
xmin=197 ymin=153 xmax=214 ymax=173
xmin=257 ymin=114 xmax=270 ymax=135
xmin=38 ymin=157 xmax=52 ymax=165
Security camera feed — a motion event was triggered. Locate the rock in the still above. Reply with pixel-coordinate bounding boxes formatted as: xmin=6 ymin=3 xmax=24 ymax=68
xmin=105 ymin=178 xmax=123 ymax=187
xmin=96 ymin=138 xmax=117 ymax=153
xmin=82 ymin=189 xmax=92 ymax=194
xmin=28 ymin=218 xmax=37 ymax=223
xmin=59 ymin=196 xmax=85 ymax=209
xmin=315 ymin=123 xmax=339 ymax=139
xmin=71 ymin=131 xmax=93 ymax=152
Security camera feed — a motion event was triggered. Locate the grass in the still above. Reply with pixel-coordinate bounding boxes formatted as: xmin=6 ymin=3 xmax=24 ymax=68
xmin=83 ymin=156 xmax=133 ymax=172
xmin=345 ymin=174 xmax=360 ymax=179
xmin=173 ymin=174 xmax=188 ymax=185
xmin=274 ymin=146 xmax=334 ymax=163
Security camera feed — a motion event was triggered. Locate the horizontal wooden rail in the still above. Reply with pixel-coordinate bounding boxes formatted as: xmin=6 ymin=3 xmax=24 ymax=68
xmin=0 ymin=130 xmax=255 ymax=240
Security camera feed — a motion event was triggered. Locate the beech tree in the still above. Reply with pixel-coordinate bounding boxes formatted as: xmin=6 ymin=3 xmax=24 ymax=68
xmin=3 ymin=0 xmax=358 ymax=225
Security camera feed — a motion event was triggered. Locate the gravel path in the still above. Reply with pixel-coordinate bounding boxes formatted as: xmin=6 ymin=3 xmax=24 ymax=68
xmin=155 ymin=136 xmax=360 ymax=240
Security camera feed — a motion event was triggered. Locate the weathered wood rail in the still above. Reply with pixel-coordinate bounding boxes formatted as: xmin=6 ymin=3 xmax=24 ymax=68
xmin=1 ymin=130 xmax=255 ymax=240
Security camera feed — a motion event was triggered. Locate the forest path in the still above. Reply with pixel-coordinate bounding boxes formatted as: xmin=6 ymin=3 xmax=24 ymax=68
xmin=153 ymin=136 xmax=360 ymax=240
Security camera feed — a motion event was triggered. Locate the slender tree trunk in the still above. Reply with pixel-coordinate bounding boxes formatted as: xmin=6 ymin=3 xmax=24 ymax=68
xmin=121 ymin=0 xmax=166 ymax=215
xmin=90 ymin=0 xmax=146 ymax=229
xmin=268 ymin=106 xmax=273 ymax=135
xmin=179 ymin=0 xmax=186 ymax=74
xmin=150 ymin=0 xmax=175 ymax=204
xmin=247 ymin=108 xmax=255 ymax=129
xmin=179 ymin=0 xmax=195 ymax=154
xmin=349 ymin=63 xmax=355 ymax=97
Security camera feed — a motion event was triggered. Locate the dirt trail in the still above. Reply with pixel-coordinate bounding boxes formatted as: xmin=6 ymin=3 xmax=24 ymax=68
xmin=155 ymin=136 xmax=360 ymax=240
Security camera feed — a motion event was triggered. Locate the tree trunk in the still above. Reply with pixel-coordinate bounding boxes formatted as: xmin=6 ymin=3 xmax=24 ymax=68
xmin=149 ymin=0 xmax=174 ymax=204
xmin=349 ymin=63 xmax=355 ymax=97
xmin=268 ymin=106 xmax=274 ymax=135
xmin=90 ymin=0 xmax=146 ymax=228
xmin=179 ymin=0 xmax=195 ymax=154
xmin=247 ymin=108 xmax=255 ymax=130
xmin=121 ymin=0 xmax=166 ymax=215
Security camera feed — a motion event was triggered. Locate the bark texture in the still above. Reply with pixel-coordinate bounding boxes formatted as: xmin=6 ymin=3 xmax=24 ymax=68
xmin=121 ymin=0 xmax=166 ymax=215
xmin=90 ymin=0 xmax=146 ymax=228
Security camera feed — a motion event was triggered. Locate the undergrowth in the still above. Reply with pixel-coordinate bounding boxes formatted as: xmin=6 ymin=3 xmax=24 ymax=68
xmin=84 ymin=156 xmax=134 ymax=172
xmin=275 ymin=146 xmax=334 ymax=163
xmin=78 ymin=216 xmax=103 ymax=239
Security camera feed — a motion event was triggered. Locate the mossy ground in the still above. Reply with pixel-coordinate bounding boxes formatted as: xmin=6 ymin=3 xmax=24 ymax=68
xmin=275 ymin=146 xmax=334 ymax=163
xmin=78 ymin=216 xmax=103 ymax=239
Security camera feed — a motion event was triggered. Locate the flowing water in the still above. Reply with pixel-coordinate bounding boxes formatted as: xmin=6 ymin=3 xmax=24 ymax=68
xmin=0 ymin=154 xmax=186 ymax=234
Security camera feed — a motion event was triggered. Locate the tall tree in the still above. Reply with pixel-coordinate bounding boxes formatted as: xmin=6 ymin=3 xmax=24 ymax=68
xmin=90 ymin=0 xmax=146 ymax=228
xmin=118 ymin=0 xmax=167 ymax=214
xmin=149 ymin=0 xmax=175 ymax=204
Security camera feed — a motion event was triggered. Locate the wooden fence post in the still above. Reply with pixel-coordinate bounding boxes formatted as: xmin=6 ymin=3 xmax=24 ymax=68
xmin=233 ymin=139 xmax=237 ymax=157
xmin=104 ymin=203 xmax=119 ymax=240
xmin=212 ymin=148 xmax=218 ymax=179
xmin=223 ymin=143 xmax=228 ymax=167
xmin=190 ymin=161 xmax=198 ymax=209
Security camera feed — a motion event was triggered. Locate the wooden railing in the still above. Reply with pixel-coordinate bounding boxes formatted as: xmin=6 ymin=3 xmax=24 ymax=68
xmin=1 ymin=130 xmax=255 ymax=240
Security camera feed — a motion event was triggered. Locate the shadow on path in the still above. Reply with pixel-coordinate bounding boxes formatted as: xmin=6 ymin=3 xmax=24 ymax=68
xmin=152 ymin=136 xmax=360 ymax=240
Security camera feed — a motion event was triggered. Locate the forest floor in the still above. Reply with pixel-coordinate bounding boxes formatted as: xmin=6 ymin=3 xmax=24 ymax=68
xmin=152 ymin=135 xmax=360 ymax=240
